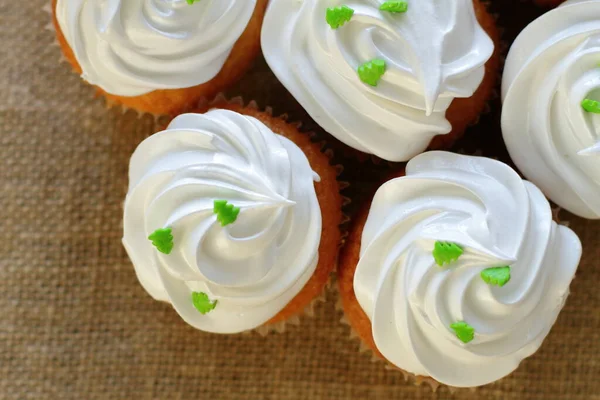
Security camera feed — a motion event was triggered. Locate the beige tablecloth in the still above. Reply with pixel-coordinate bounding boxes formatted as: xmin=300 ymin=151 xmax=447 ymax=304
xmin=1 ymin=1 xmax=599 ymax=399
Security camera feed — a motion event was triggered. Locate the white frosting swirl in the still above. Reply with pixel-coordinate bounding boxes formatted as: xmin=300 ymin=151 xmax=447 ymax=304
xmin=56 ymin=0 xmax=256 ymax=96
xmin=502 ymin=0 xmax=600 ymax=219
xmin=355 ymin=152 xmax=581 ymax=387
xmin=122 ymin=109 xmax=322 ymax=334
xmin=261 ymin=0 xmax=494 ymax=161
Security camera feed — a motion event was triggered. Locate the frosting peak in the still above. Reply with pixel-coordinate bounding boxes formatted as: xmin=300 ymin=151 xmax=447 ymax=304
xmin=123 ymin=109 xmax=322 ymax=333
xmin=56 ymin=0 xmax=257 ymax=96
xmin=502 ymin=0 xmax=600 ymax=219
xmin=355 ymin=152 xmax=581 ymax=387
xmin=262 ymin=0 xmax=494 ymax=161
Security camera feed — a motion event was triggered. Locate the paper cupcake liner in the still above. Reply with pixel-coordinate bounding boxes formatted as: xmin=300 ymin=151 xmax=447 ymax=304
xmin=191 ymin=94 xmax=351 ymax=336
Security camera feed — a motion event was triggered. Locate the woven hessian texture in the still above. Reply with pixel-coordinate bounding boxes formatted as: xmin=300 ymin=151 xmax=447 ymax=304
xmin=1 ymin=1 xmax=599 ymax=399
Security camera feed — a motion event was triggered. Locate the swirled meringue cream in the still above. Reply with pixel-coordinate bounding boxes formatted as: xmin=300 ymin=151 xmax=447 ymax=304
xmin=55 ymin=0 xmax=256 ymax=96
xmin=354 ymin=152 xmax=581 ymax=387
xmin=502 ymin=0 xmax=600 ymax=219
xmin=261 ymin=0 xmax=494 ymax=162
xmin=122 ymin=109 xmax=322 ymax=334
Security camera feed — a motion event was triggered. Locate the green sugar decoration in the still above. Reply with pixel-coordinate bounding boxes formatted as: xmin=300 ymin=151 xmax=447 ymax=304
xmin=450 ymin=321 xmax=475 ymax=344
xmin=214 ymin=200 xmax=240 ymax=227
xmin=326 ymin=5 xmax=355 ymax=29
xmin=192 ymin=292 xmax=218 ymax=314
xmin=379 ymin=1 xmax=409 ymax=13
xmin=432 ymin=241 xmax=463 ymax=266
xmin=148 ymin=228 xmax=174 ymax=255
xmin=186 ymin=0 xmax=201 ymax=4
xmin=582 ymin=99 xmax=600 ymax=114
xmin=481 ymin=266 xmax=511 ymax=287
xmin=358 ymin=59 xmax=387 ymax=86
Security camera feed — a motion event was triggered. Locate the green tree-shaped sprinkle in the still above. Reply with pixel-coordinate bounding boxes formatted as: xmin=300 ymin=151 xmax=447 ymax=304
xmin=481 ymin=266 xmax=511 ymax=287
xmin=358 ymin=59 xmax=387 ymax=86
xmin=450 ymin=321 xmax=475 ymax=343
xmin=326 ymin=5 xmax=355 ymax=29
xmin=214 ymin=200 xmax=240 ymax=227
xmin=192 ymin=292 xmax=218 ymax=314
xmin=582 ymin=99 xmax=600 ymax=113
xmin=148 ymin=228 xmax=174 ymax=255
xmin=186 ymin=0 xmax=201 ymax=4
xmin=432 ymin=241 xmax=463 ymax=266
xmin=379 ymin=1 xmax=409 ymax=13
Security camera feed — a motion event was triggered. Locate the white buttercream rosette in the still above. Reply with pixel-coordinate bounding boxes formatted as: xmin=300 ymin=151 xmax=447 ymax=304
xmin=123 ymin=109 xmax=323 ymax=334
xmin=354 ymin=152 xmax=581 ymax=387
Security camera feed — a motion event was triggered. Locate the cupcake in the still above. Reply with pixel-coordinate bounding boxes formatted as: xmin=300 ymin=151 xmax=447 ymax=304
xmin=52 ymin=0 xmax=267 ymax=115
xmin=122 ymin=106 xmax=342 ymax=334
xmin=502 ymin=0 xmax=600 ymax=219
xmin=261 ymin=0 xmax=500 ymax=162
xmin=338 ymin=151 xmax=582 ymax=387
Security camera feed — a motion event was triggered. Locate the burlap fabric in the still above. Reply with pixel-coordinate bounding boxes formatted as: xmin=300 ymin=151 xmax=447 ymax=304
xmin=1 ymin=1 xmax=599 ymax=399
